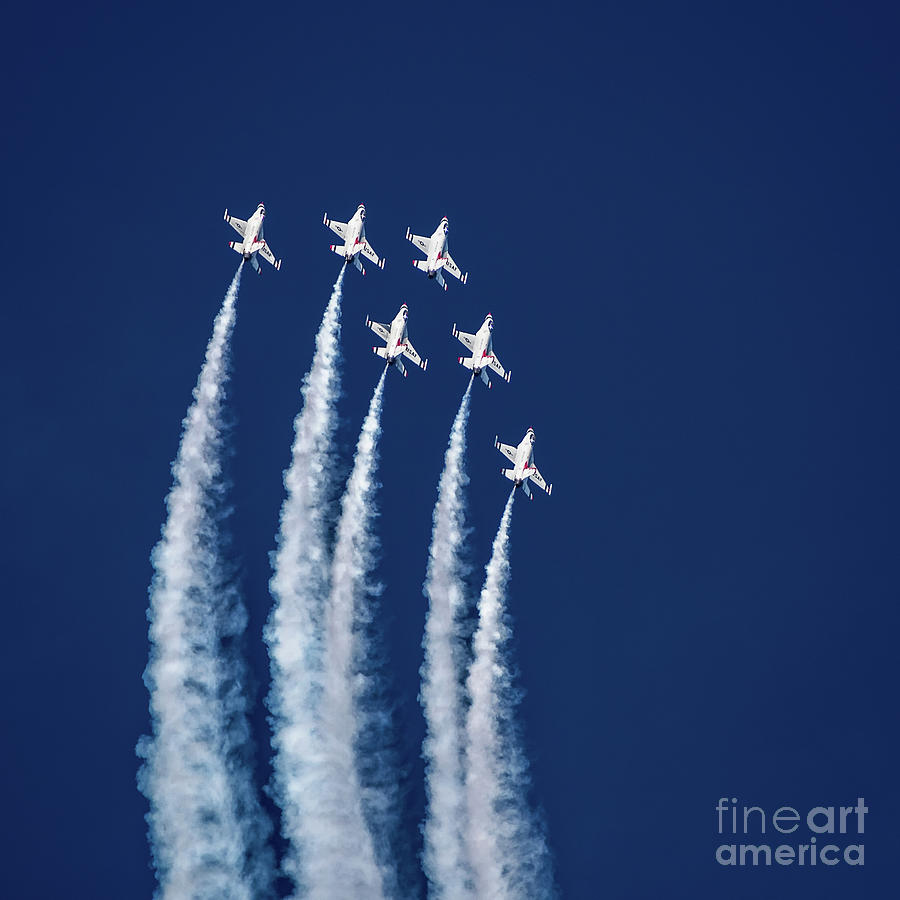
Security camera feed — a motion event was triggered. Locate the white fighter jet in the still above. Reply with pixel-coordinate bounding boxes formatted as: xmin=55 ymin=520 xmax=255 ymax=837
xmin=366 ymin=304 xmax=428 ymax=377
xmin=495 ymin=428 xmax=553 ymax=500
xmin=405 ymin=216 xmax=468 ymax=290
xmin=223 ymin=203 xmax=282 ymax=274
xmin=323 ymin=203 xmax=385 ymax=275
xmin=452 ymin=314 xmax=510 ymax=389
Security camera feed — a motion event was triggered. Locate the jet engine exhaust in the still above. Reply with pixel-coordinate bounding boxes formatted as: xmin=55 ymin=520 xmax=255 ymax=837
xmin=463 ymin=489 xmax=555 ymax=899
xmin=137 ymin=263 xmax=275 ymax=900
xmin=420 ymin=377 xmax=476 ymax=897
xmin=265 ymin=265 xmax=347 ymax=895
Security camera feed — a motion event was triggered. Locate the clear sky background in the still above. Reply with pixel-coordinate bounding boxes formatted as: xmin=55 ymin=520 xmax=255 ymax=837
xmin=2 ymin=2 xmax=898 ymax=897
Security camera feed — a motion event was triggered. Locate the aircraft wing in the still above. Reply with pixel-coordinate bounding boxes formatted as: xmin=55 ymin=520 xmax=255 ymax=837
xmin=256 ymin=240 xmax=282 ymax=270
xmin=366 ymin=317 xmax=391 ymax=342
xmin=324 ymin=215 xmax=348 ymax=239
xmin=528 ymin=465 xmax=552 ymax=495
xmin=451 ymin=325 xmax=476 ymax=351
xmin=401 ymin=339 xmax=427 ymax=370
xmin=224 ymin=211 xmax=247 ymax=237
xmin=494 ymin=437 xmax=517 ymax=463
xmin=488 ymin=354 xmax=510 ymax=382
xmin=360 ymin=241 xmax=385 ymax=269
xmin=443 ymin=252 xmax=468 ymax=284
xmin=406 ymin=230 xmax=431 ymax=254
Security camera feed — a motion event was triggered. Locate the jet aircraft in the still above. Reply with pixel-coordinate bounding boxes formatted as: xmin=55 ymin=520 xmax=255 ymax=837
xmin=366 ymin=304 xmax=428 ymax=377
xmin=452 ymin=314 xmax=510 ymax=388
xmin=405 ymin=216 xmax=467 ymax=290
xmin=223 ymin=203 xmax=282 ymax=273
xmin=495 ymin=428 xmax=552 ymax=499
xmin=323 ymin=203 xmax=384 ymax=274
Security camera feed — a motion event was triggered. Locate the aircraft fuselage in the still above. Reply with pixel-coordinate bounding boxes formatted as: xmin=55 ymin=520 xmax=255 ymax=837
xmin=343 ymin=207 xmax=366 ymax=261
xmin=239 ymin=205 xmax=265 ymax=258
xmin=512 ymin=431 xmax=536 ymax=485
xmin=470 ymin=318 xmax=494 ymax=374
xmin=385 ymin=309 xmax=408 ymax=363
xmin=426 ymin=218 xmax=449 ymax=275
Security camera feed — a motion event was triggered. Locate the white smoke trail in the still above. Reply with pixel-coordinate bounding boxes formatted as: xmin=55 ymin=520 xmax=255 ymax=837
xmin=137 ymin=265 xmax=275 ymax=900
xmin=464 ymin=490 xmax=555 ymax=900
xmin=420 ymin=379 xmax=475 ymax=899
xmin=265 ymin=268 xmax=346 ymax=896
xmin=313 ymin=368 xmax=390 ymax=898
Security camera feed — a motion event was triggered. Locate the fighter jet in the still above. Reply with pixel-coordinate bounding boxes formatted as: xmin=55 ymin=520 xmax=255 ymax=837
xmin=452 ymin=314 xmax=510 ymax=389
xmin=405 ymin=216 xmax=468 ymax=290
xmin=223 ymin=203 xmax=282 ymax=274
xmin=495 ymin=428 xmax=553 ymax=500
xmin=366 ymin=304 xmax=428 ymax=377
xmin=323 ymin=204 xmax=385 ymax=275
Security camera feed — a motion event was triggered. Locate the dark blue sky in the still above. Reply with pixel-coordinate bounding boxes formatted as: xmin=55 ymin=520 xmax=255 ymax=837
xmin=2 ymin=2 xmax=898 ymax=897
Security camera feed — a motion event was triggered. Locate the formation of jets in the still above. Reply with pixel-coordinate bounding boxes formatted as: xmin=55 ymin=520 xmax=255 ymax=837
xmin=222 ymin=202 xmax=552 ymax=499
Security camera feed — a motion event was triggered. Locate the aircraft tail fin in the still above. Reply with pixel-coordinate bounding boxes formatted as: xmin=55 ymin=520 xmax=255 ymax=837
xmin=412 ymin=260 xmax=448 ymax=289
xmin=373 ymin=346 xmax=405 ymax=375
xmin=353 ymin=255 xmax=365 ymax=275
xmin=457 ymin=358 xmax=491 ymax=387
